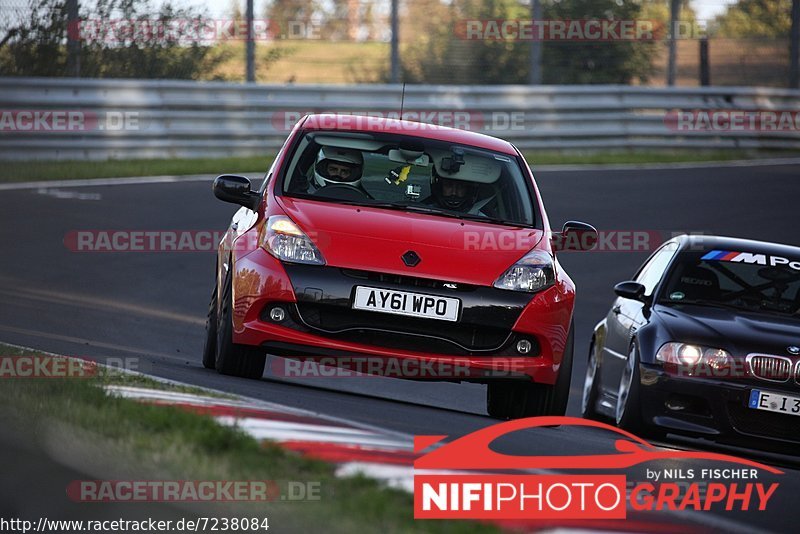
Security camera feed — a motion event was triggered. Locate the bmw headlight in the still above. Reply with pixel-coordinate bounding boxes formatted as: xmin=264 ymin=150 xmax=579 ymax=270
xmin=656 ymin=342 xmax=731 ymax=367
xmin=493 ymin=250 xmax=555 ymax=293
xmin=262 ymin=215 xmax=325 ymax=265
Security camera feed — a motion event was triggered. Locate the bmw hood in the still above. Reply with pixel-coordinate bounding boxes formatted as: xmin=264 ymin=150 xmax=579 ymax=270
xmin=655 ymin=304 xmax=800 ymax=357
xmin=277 ymin=197 xmax=545 ymax=286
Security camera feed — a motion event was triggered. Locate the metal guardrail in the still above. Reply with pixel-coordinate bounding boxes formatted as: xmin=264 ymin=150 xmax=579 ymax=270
xmin=1 ymin=77 xmax=800 ymax=160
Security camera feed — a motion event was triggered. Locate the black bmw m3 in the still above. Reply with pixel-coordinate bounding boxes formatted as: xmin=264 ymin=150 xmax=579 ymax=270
xmin=582 ymin=234 xmax=800 ymax=452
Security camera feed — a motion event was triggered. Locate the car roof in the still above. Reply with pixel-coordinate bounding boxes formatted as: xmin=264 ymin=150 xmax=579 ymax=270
xmin=676 ymin=234 xmax=800 ymax=257
xmin=299 ymin=113 xmax=519 ymax=156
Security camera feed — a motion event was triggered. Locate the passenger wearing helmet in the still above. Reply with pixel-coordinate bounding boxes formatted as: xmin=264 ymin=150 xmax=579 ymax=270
xmin=311 ymin=146 xmax=364 ymax=191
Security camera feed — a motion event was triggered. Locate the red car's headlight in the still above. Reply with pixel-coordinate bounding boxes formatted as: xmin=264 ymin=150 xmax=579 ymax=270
xmin=262 ymin=215 xmax=325 ymax=265
xmin=493 ymin=250 xmax=555 ymax=293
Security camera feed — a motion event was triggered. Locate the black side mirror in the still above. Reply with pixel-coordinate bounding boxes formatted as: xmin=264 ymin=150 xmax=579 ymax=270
xmin=614 ymin=281 xmax=647 ymax=302
xmin=213 ymin=175 xmax=260 ymax=211
xmin=552 ymin=220 xmax=598 ymax=252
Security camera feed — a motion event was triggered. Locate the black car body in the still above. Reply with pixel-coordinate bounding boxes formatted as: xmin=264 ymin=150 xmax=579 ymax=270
xmin=582 ymin=234 xmax=800 ymax=452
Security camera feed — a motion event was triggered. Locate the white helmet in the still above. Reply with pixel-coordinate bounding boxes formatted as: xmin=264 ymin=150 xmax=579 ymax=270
xmin=313 ymin=147 xmax=364 ymax=188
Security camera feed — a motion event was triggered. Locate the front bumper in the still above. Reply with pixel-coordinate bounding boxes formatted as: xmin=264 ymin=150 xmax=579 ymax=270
xmin=231 ymin=250 xmax=574 ymax=383
xmin=639 ymin=363 xmax=800 ymax=451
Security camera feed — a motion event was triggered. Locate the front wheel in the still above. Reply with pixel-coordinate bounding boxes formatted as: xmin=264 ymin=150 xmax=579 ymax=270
xmin=486 ymin=322 xmax=574 ymax=419
xmin=201 ymin=283 xmax=218 ymax=370
xmin=616 ymin=343 xmax=643 ymax=432
xmin=581 ymin=341 xmax=602 ymax=420
xmin=616 ymin=343 xmax=666 ymax=440
xmin=215 ymin=268 xmax=266 ymax=379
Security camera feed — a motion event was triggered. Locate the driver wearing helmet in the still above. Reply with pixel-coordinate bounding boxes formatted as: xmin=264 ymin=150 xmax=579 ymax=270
xmin=429 ymin=166 xmax=478 ymax=212
xmin=308 ymin=146 xmax=365 ymax=192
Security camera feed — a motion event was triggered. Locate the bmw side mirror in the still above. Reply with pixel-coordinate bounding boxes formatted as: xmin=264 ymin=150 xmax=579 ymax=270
xmin=614 ymin=281 xmax=647 ymax=302
xmin=213 ymin=175 xmax=261 ymax=211
xmin=552 ymin=221 xmax=598 ymax=252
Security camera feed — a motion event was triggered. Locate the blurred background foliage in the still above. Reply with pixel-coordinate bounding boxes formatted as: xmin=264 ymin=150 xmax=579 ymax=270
xmin=0 ymin=0 xmax=795 ymax=86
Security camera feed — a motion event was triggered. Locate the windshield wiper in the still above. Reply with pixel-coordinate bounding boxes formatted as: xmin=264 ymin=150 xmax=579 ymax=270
xmin=359 ymin=201 xmax=468 ymax=219
xmin=338 ymin=200 xmax=528 ymax=227
xmin=451 ymin=211 xmax=528 ymax=227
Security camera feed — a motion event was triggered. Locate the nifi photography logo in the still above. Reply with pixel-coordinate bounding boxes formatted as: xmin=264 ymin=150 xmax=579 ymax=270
xmin=413 ymin=417 xmax=782 ymax=520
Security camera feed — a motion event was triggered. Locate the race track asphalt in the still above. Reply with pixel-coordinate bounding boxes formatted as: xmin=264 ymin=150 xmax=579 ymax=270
xmin=1 ymin=162 xmax=799 ymax=532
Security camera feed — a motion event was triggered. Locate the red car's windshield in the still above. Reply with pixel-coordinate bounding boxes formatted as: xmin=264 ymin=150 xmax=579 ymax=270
xmin=280 ymin=131 xmax=539 ymax=228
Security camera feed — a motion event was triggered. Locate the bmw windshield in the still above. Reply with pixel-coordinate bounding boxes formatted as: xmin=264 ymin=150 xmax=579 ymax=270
xmin=280 ymin=131 xmax=539 ymax=228
xmin=659 ymin=249 xmax=800 ymax=317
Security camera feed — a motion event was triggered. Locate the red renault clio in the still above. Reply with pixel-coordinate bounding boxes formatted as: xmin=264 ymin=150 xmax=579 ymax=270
xmin=202 ymin=114 xmax=595 ymax=419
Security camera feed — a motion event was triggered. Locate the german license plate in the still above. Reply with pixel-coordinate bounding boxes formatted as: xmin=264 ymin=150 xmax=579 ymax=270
xmin=748 ymin=389 xmax=800 ymax=417
xmin=352 ymin=286 xmax=460 ymax=322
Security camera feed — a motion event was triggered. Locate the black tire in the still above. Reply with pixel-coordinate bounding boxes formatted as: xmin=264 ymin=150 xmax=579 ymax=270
xmin=486 ymin=322 xmax=574 ymax=419
xmin=616 ymin=342 xmax=644 ymax=433
xmin=215 ymin=268 xmax=267 ymax=379
xmin=581 ymin=340 xmax=603 ymax=420
xmin=201 ymin=282 xmax=218 ymax=370
xmin=616 ymin=342 xmax=667 ymax=440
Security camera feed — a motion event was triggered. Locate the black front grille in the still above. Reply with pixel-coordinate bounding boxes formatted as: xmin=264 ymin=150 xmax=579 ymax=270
xmin=728 ymin=402 xmax=800 ymax=443
xmin=340 ymin=269 xmax=475 ymax=292
xmin=748 ymin=355 xmax=792 ymax=382
xmin=293 ymin=301 xmax=519 ymax=356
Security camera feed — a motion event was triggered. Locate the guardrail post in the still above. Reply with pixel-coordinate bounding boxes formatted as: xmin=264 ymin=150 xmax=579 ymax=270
xmin=390 ymin=0 xmax=400 ymax=83
xmin=667 ymin=0 xmax=680 ymax=86
xmin=529 ymin=0 xmax=542 ymax=85
xmin=246 ymin=0 xmax=255 ymax=82
xmin=791 ymin=0 xmax=799 ymax=89
xmin=699 ymin=37 xmax=710 ymax=86
xmin=66 ymin=0 xmax=80 ymax=77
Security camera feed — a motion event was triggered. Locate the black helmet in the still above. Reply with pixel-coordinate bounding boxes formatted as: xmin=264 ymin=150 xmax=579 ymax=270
xmin=431 ymin=167 xmax=477 ymax=211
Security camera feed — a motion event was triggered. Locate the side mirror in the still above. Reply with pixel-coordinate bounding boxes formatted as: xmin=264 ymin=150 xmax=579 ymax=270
xmin=552 ymin=221 xmax=598 ymax=252
xmin=213 ymin=175 xmax=260 ymax=211
xmin=614 ymin=281 xmax=647 ymax=302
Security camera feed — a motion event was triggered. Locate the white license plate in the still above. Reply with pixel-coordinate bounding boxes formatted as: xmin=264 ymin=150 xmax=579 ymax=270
xmin=748 ymin=389 xmax=800 ymax=417
xmin=352 ymin=286 xmax=460 ymax=322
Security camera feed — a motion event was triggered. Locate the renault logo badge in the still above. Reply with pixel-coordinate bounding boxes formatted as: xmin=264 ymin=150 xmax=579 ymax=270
xmin=402 ymin=250 xmax=421 ymax=267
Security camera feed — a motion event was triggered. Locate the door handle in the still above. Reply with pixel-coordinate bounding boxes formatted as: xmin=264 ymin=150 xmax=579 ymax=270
xmin=612 ymin=305 xmax=621 ymax=315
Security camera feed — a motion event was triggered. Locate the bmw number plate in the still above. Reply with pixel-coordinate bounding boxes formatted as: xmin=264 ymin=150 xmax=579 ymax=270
xmin=748 ymin=389 xmax=800 ymax=417
xmin=352 ymin=286 xmax=460 ymax=322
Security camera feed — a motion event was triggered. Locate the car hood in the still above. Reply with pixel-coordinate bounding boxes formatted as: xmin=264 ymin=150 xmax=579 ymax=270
xmin=277 ymin=197 xmax=545 ymax=286
xmin=655 ymin=304 xmax=800 ymax=356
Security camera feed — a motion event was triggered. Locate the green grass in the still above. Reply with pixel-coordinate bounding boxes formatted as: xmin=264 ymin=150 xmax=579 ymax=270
xmin=4 ymin=149 xmax=798 ymax=183
xmin=210 ymin=41 xmax=390 ymax=84
xmin=0 ymin=344 xmax=495 ymax=533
